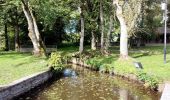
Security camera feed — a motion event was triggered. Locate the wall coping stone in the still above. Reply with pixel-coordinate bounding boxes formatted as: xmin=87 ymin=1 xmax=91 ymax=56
xmin=0 ymin=68 xmax=53 ymax=100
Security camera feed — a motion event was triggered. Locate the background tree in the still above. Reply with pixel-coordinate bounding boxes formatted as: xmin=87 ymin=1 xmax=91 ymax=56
xmin=79 ymin=0 xmax=85 ymax=53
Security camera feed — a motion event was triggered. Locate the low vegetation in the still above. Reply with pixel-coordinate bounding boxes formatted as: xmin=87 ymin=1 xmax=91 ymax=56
xmin=1 ymin=45 xmax=169 ymax=90
xmin=48 ymin=52 xmax=69 ymax=71
xmin=0 ymin=52 xmax=48 ymax=85
xmin=61 ymin=45 xmax=170 ymax=89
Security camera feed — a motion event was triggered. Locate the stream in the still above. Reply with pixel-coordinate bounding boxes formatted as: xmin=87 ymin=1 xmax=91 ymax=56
xmin=16 ymin=65 xmax=160 ymax=100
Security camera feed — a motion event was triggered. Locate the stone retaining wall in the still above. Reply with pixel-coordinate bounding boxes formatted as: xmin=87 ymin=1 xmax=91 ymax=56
xmin=0 ymin=69 xmax=53 ymax=100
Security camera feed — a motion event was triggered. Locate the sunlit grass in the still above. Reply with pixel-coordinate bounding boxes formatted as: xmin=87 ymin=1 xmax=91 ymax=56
xmin=0 ymin=52 xmax=48 ymax=85
xmin=125 ymin=45 xmax=170 ymax=81
xmin=84 ymin=45 xmax=170 ymax=82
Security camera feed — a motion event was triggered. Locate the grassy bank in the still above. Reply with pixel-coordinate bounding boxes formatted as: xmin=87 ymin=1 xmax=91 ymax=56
xmin=56 ymin=45 xmax=170 ymax=89
xmin=1 ymin=45 xmax=169 ymax=88
xmin=131 ymin=46 xmax=170 ymax=81
xmin=0 ymin=52 xmax=48 ymax=85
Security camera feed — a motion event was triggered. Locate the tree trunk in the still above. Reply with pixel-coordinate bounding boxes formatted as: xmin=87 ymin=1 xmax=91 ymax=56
xmin=21 ymin=0 xmax=46 ymax=56
xmin=14 ymin=9 xmax=20 ymax=52
xmin=4 ymin=14 xmax=9 ymax=51
xmin=113 ymin=0 xmax=128 ymax=59
xmin=105 ymin=14 xmax=113 ymax=53
xmin=79 ymin=5 xmax=84 ymax=54
xmin=30 ymin=9 xmax=46 ymax=55
xmin=4 ymin=19 xmax=9 ymax=51
xmin=14 ymin=23 xmax=20 ymax=52
xmin=100 ymin=0 xmax=104 ymax=52
xmin=91 ymin=30 xmax=96 ymax=50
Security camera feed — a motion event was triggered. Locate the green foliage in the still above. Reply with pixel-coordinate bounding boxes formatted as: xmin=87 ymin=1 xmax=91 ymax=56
xmin=84 ymin=47 xmax=161 ymax=89
xmin=48 ymin=51 xmax=73 ymax=71
xmin=65 ymin=33 xmax=80 ymax=43
xmin=99 ymin=64 xmax=114 ymax=74
xmin=86 ymin=58 xmax=101 ymax=70
xmin=112 ymin=59 xmax=137 ymax=75
xmin=48 ymin=52 xmax=64 ymax=70
xmin=137 ymin=71 xmax=159 ymax=89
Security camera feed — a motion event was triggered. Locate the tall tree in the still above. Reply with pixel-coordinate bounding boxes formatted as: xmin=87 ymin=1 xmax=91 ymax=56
xmin=21 ymin=0 xmax=46 ymax=56
xmin=8 ymin=6 xmax=21 ymax=51
xmin=105 ymin=1 xmax=114 ymax=53
xmin=113 ymin=0 xmax=128 ymax=59
xmin=105 ymin=12 xmax=113 ymax=53
xmin=4 ymin=13 xmax=9 ymax=51
xmin=100 ymin=0 xmax=104 ymax=52
xmin=79 ymin=0 xmax=85 ymax=54
xmin=86 ymin=0 xmax=98 ymax=50
xmin=14 ymin=7 xmax=20 ymax=52
xmin=113 ymin=0 xmax=142 ymax=59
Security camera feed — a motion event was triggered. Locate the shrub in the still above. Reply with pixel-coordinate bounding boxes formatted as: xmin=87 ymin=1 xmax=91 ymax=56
xmin=48 ymin=52 xmax=65 ymax=71
xmin=86 ymin=59 xmax=101 ymax=70
xmin=137 ymin=71 xmax=159 ymax=89
xmin=99 ymin=64 xmax=114 ymax=74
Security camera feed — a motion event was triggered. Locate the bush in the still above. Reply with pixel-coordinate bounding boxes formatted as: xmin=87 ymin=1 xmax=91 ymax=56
xmin=86 ymin=59 xmax=101 ymax=70
xmin=137 ymin=71 xmax=159 ymax=89
xmin=48 ymin=52 xmax=65 ymax=71
xmin=99 ymin=64 xmax=114 ymax=74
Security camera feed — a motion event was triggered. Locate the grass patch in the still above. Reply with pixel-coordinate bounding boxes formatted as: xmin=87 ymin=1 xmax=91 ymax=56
xmin=129 ymin=46 xmax=170 ymax=81
xmin=0 ymin=51 xmax=48 ymax=85
xmin=64 ymin=45 xmax=170 ymax=89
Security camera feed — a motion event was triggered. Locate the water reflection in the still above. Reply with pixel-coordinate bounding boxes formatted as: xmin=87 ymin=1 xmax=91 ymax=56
xmin=17 ymin=65 xmax=160 ymax=100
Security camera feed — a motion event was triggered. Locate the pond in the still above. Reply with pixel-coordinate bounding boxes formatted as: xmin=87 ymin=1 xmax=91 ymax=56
xmin=16 ymin=65 xmax=160 ymax=100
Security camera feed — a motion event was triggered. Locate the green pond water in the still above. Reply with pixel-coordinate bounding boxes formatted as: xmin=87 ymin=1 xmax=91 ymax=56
xmin=16 ymin=65 xmax=160 ymax=100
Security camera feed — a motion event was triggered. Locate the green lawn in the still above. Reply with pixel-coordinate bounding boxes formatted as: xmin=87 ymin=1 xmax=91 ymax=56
xmin=131 ymin=46 xmax=170 ymax=81
xmin=0 ymin=52 xmax=48 ymax=85
xmin=76 ymin=45 xmax=170 ymax=83
xmin=47 ymin=45 xmax=170 ymax=82
xmin=0 ymin=45 xmax=169 ymax=86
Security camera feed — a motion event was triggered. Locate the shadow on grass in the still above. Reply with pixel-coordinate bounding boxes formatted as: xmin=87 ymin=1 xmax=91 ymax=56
xmin=132 ymin=53 xmax=150 ymax=58
xmin=100 ymin=56 xmax=117 ymax=64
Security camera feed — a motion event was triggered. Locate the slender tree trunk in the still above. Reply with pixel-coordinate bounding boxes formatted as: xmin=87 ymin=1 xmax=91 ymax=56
xmin=79 ymin=4 xmax=84 ymax=54
xmin=79 ymin=13 xmax=84 ymax=53
xmin=113 ymin=0 xmax=128 ymax=59
xmin=105 ymin=14 xmax=113 ymax=52
xmin=21 ymin=0 xmax=46 ymax=56
xmin=14 ymin=9 xmax=20 ymax=52
xmin=30 ymin=9 xmax=46 ymax=55
xmin=4 ymin=14 xmax=9 ymax=51
xmin=100 ymin=0 xmax=104 ymax=52
xmin=4 ymin=19 xmax=9 ymax=51
xmin=91 ymin=30 xmax=96 ymax=50
xmin=105 ymin=3 xmax=114 ymax=52
xmin=14 ymin=23 xmax=20 ymax=52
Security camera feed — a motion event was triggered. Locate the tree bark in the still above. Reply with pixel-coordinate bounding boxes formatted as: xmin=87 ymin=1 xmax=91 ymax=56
xmin=21 ymin=0 xmax=46 ymax=56
xmin=105 ymin=3 xmax=114 ymax=53
xmin=14 ymin=23 xmax=20 ymax=52
xmin=30 ymin=9 xmax=46 ymax=55
xmin=91 ymin=30 xmax=96 ymax=50
xmin=105 ymin=14 xmax=113 ymax=53
xmin=14 ymin=8 xmax=20 ymax=52
xmin=113 ymin=0 xmax=128 ymax=59
xmin=79 ymin=4 xmax=84 ymax=54
xmin=4 ymin=14 xmax=9 ymax=51
xmin=100 ymin=0 xmax=104 ymax=52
